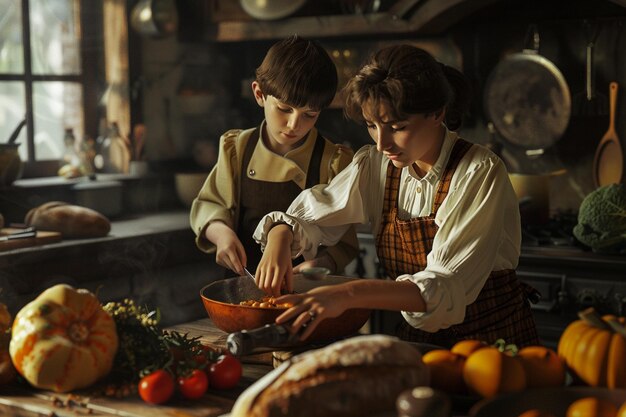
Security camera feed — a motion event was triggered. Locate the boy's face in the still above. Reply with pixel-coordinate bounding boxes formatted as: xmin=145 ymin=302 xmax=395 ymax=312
xmin=252 ymin=81 xmax=320 ymax=154
xmin=362 ymin=99 xmax=445 ymax=169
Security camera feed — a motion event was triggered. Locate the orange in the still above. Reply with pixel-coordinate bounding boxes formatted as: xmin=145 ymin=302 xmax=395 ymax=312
xmin=451 ymin=339 xmax=487 ymax=357
xmin=518 ymin=410 xmax=557 ymax=417
xmin=462 ymin=346 xmax=526 ymax=397
xmin=518 ymin=345 xmax=566 ymax=388
xmin=566 ymin=397 xmax=618 ymax=417
xmin=422 ymin=349 xmax=466 ymax=394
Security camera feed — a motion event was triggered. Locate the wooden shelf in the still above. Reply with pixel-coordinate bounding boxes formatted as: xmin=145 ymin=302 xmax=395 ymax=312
xmin=198 ymin=0 xmax=502 ymax=42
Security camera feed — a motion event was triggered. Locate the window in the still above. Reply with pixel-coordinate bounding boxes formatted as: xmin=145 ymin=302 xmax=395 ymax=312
xmin=0 ymin=0 xmax=104 ymax=177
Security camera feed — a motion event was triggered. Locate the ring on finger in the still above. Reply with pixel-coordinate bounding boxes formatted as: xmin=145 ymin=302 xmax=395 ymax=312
xmin=308 ymin=310 xmax=317 ymax=320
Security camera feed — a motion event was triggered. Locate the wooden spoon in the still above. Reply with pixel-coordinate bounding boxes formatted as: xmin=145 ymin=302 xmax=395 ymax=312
xmin=593 ymin=81 xmax=624 ymax=187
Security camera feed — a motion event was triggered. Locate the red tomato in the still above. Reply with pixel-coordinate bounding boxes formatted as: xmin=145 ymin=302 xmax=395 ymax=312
xmin=193 ymin=345 xmax=217 ymax=369
xmin=208 ymin=354 xmax=242 ymax=390
xmin=178 ymin=369 xmax=209 ymax=399
xmin=138 ymin=369 xmax=175 ymax=405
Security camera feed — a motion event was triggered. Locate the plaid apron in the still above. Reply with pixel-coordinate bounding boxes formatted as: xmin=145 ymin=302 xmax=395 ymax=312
xmin=376 ymin=139 xmax=540 ymax=348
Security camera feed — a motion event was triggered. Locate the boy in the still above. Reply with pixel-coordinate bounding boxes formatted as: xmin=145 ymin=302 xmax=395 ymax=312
xmin=190 ymin=35 xmax=358 ymax=277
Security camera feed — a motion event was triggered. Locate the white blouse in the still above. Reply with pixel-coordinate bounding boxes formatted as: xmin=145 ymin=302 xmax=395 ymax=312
xmin=254 ymin=129 xmax=521 ymax=332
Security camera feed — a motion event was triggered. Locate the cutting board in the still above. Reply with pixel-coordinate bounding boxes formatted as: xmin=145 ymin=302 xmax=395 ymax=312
xmin=0 ymin=228 xmax=62 ymax=252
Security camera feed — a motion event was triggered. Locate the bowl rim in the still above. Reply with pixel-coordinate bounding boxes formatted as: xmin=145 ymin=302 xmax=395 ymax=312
xmin=199 ymin=282 xmax=289 ymax=310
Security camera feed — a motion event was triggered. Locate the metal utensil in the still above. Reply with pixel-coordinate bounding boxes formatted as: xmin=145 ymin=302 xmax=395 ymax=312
xmin=6 ymin=118 xmax=26 ymax=145
xmin=243 ymin=267 xmax=256 ymax=282
xmin=0 ymin=227 xmax=37 ymax=242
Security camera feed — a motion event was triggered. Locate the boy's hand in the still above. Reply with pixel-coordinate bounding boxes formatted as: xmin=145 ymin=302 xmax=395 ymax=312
xmin=257 ymin=224 xmax=293 ymax=297
xmin=206 ymin=222 xmax=246 ymax=275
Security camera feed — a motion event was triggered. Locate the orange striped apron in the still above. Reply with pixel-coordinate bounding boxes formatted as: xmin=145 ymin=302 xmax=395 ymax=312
xmin=376 ymin=139 xmax=540 ymax=348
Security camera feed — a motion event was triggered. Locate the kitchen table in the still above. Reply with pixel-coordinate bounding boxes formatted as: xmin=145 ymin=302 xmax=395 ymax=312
xmin=0 ymin=318 xmax=274 ymax=417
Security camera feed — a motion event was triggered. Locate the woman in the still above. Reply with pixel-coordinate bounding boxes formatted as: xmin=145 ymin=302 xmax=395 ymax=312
xmin=252 ymin=44 xmax=539 ymax=348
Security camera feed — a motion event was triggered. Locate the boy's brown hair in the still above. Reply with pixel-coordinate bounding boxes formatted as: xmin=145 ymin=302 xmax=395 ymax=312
xmin=255 ymin=35 xmax=338 ymax=111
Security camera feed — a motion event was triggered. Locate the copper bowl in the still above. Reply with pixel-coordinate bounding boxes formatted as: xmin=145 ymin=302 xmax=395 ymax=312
xmin=200 ymin=275 xmax=370 ymax=343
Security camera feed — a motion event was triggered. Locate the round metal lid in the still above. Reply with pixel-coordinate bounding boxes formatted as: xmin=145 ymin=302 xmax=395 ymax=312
xmin=484 ymin=51 xmax=571 ymax=151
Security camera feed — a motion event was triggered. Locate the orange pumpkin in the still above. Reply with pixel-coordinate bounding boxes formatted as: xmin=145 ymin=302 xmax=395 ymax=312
xmin=518 ymin=345 xmax=566 ymax=388
xmin=9 ymin=284 xmax=118 ymax=392
xmin=558 ymin=308 xmax=626 ymax=388
xmin=422 ymin=349 xmax=466 ymax=394
xmin=566 ymin=397 xmax=618 ymax=417
xmin=462 ymin=346 xmax=526 ymax=397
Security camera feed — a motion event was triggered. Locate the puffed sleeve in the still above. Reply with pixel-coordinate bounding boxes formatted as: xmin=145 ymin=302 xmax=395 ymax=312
xmin=190 ymin=129 xmax=241 ymax=253
xmin=396 ymin=155 xmax=520 ymax=332
xmin=254 ymin=146 xmax=376 ymax=260
xmin=321 ymin=143 xmax=359 ymax=272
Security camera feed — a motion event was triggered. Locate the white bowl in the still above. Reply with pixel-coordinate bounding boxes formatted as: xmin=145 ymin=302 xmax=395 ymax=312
xmin=175 ymin=172 xmax=208 ymax=207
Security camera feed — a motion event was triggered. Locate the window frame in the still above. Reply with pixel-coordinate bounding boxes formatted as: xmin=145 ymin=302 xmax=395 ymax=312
xmin=0 ymin=0 xmax=105 ymax=178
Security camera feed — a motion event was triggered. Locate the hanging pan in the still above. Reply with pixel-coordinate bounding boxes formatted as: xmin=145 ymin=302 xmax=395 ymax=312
xmin=484 ymin=25 xmax=571 ymax=153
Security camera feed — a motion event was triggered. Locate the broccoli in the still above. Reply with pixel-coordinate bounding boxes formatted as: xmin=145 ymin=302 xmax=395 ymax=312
xmin=573 ymin=184 xmax=626 ymax=254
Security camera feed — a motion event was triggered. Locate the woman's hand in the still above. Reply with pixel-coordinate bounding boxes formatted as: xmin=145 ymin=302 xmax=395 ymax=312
xmin=207 ymin=222 xmax=246 ymax=275
xmin=256 ymin=224 xmax=294 ymax=296
xmin=274 ymin=284 xmax=352 ymax=341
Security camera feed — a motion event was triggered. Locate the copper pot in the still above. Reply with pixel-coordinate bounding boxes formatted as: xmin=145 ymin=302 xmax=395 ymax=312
xmin=509 ymin=170 xmax=565 ymax=225
xmin=200 ymin=275 xmax=370 ymax=343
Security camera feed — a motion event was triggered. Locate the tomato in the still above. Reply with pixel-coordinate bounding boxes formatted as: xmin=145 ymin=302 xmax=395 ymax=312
xmin=138 ymin=369 xmax=175 ymax=405
xmin=208 ymin=354 xmax=242 ymax=390
xmin=192 ymin=345 xmax=217 ymax=369
xmin=178 ymin=369 xmax=209 ymax=399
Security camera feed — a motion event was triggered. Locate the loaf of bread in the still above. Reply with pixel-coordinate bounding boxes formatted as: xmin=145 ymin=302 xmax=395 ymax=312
xmin=25 ymin=201 xmax=111 ymax=238
xmin=231 ymin=334 xmax=430 ymax=417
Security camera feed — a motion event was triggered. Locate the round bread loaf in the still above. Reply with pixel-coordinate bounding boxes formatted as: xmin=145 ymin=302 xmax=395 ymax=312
xmin=25 ymin=201 xmax=111 ymax=238
xmin=231 ymin=334 xmax=430 ymax=417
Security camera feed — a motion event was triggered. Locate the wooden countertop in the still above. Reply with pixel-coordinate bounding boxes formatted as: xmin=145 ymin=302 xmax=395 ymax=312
xmin=0 ymin=318 xmax=273 ymax=417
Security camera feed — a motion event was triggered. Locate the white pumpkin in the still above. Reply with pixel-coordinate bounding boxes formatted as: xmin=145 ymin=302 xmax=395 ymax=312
xmin=9 ymin=284 xmax=118 ymax=392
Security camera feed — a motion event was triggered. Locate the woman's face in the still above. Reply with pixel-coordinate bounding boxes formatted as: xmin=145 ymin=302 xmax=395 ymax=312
xmin=362 ymin=100 xmax=444 ymax=169
xmin=252 ymin=81 xmax=320 ymax=155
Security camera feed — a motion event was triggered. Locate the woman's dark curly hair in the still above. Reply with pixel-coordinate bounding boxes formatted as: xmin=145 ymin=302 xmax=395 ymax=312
xmin=343 ymin=45 xmax=471 ymax=131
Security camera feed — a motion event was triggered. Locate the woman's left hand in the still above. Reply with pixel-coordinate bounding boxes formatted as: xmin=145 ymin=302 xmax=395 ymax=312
xmin=274 ymin=285 xmax=350 ymax=341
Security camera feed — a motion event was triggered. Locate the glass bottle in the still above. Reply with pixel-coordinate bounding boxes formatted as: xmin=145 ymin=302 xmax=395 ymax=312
xmin=58 ymin=128 xmax=83 ymax=178
xmin=94 ymin=118 xmax=110 ymax=172
xmin=108 ymin=122 xmax=131 ymax=174
xmin=61 ymin=128 xmax=80 ymax=168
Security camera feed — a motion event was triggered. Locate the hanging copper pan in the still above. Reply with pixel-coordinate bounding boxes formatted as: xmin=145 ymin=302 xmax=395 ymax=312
xmin=484 ymin=26 xmax=571 ymax=152
xmin=200 ymin=274 xmax=370 ymax=343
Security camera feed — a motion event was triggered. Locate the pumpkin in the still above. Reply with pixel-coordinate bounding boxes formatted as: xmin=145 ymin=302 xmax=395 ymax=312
xmin=566 ymin=397 xmax=618 ymax=417
xmin=9 ymin=284 xmax=118 ymax=392
xmin=0 ymin=303 xmax=17 ymax=384
xmin=558 ymin=308 xmax=626 ymax=388
xmin=422 ymin=349 xmax=466 ymax=394
xmin=518 ymin=345 xmax=566 ymax=388
xmin=462 ymin=346 xmax=526 ymax=397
